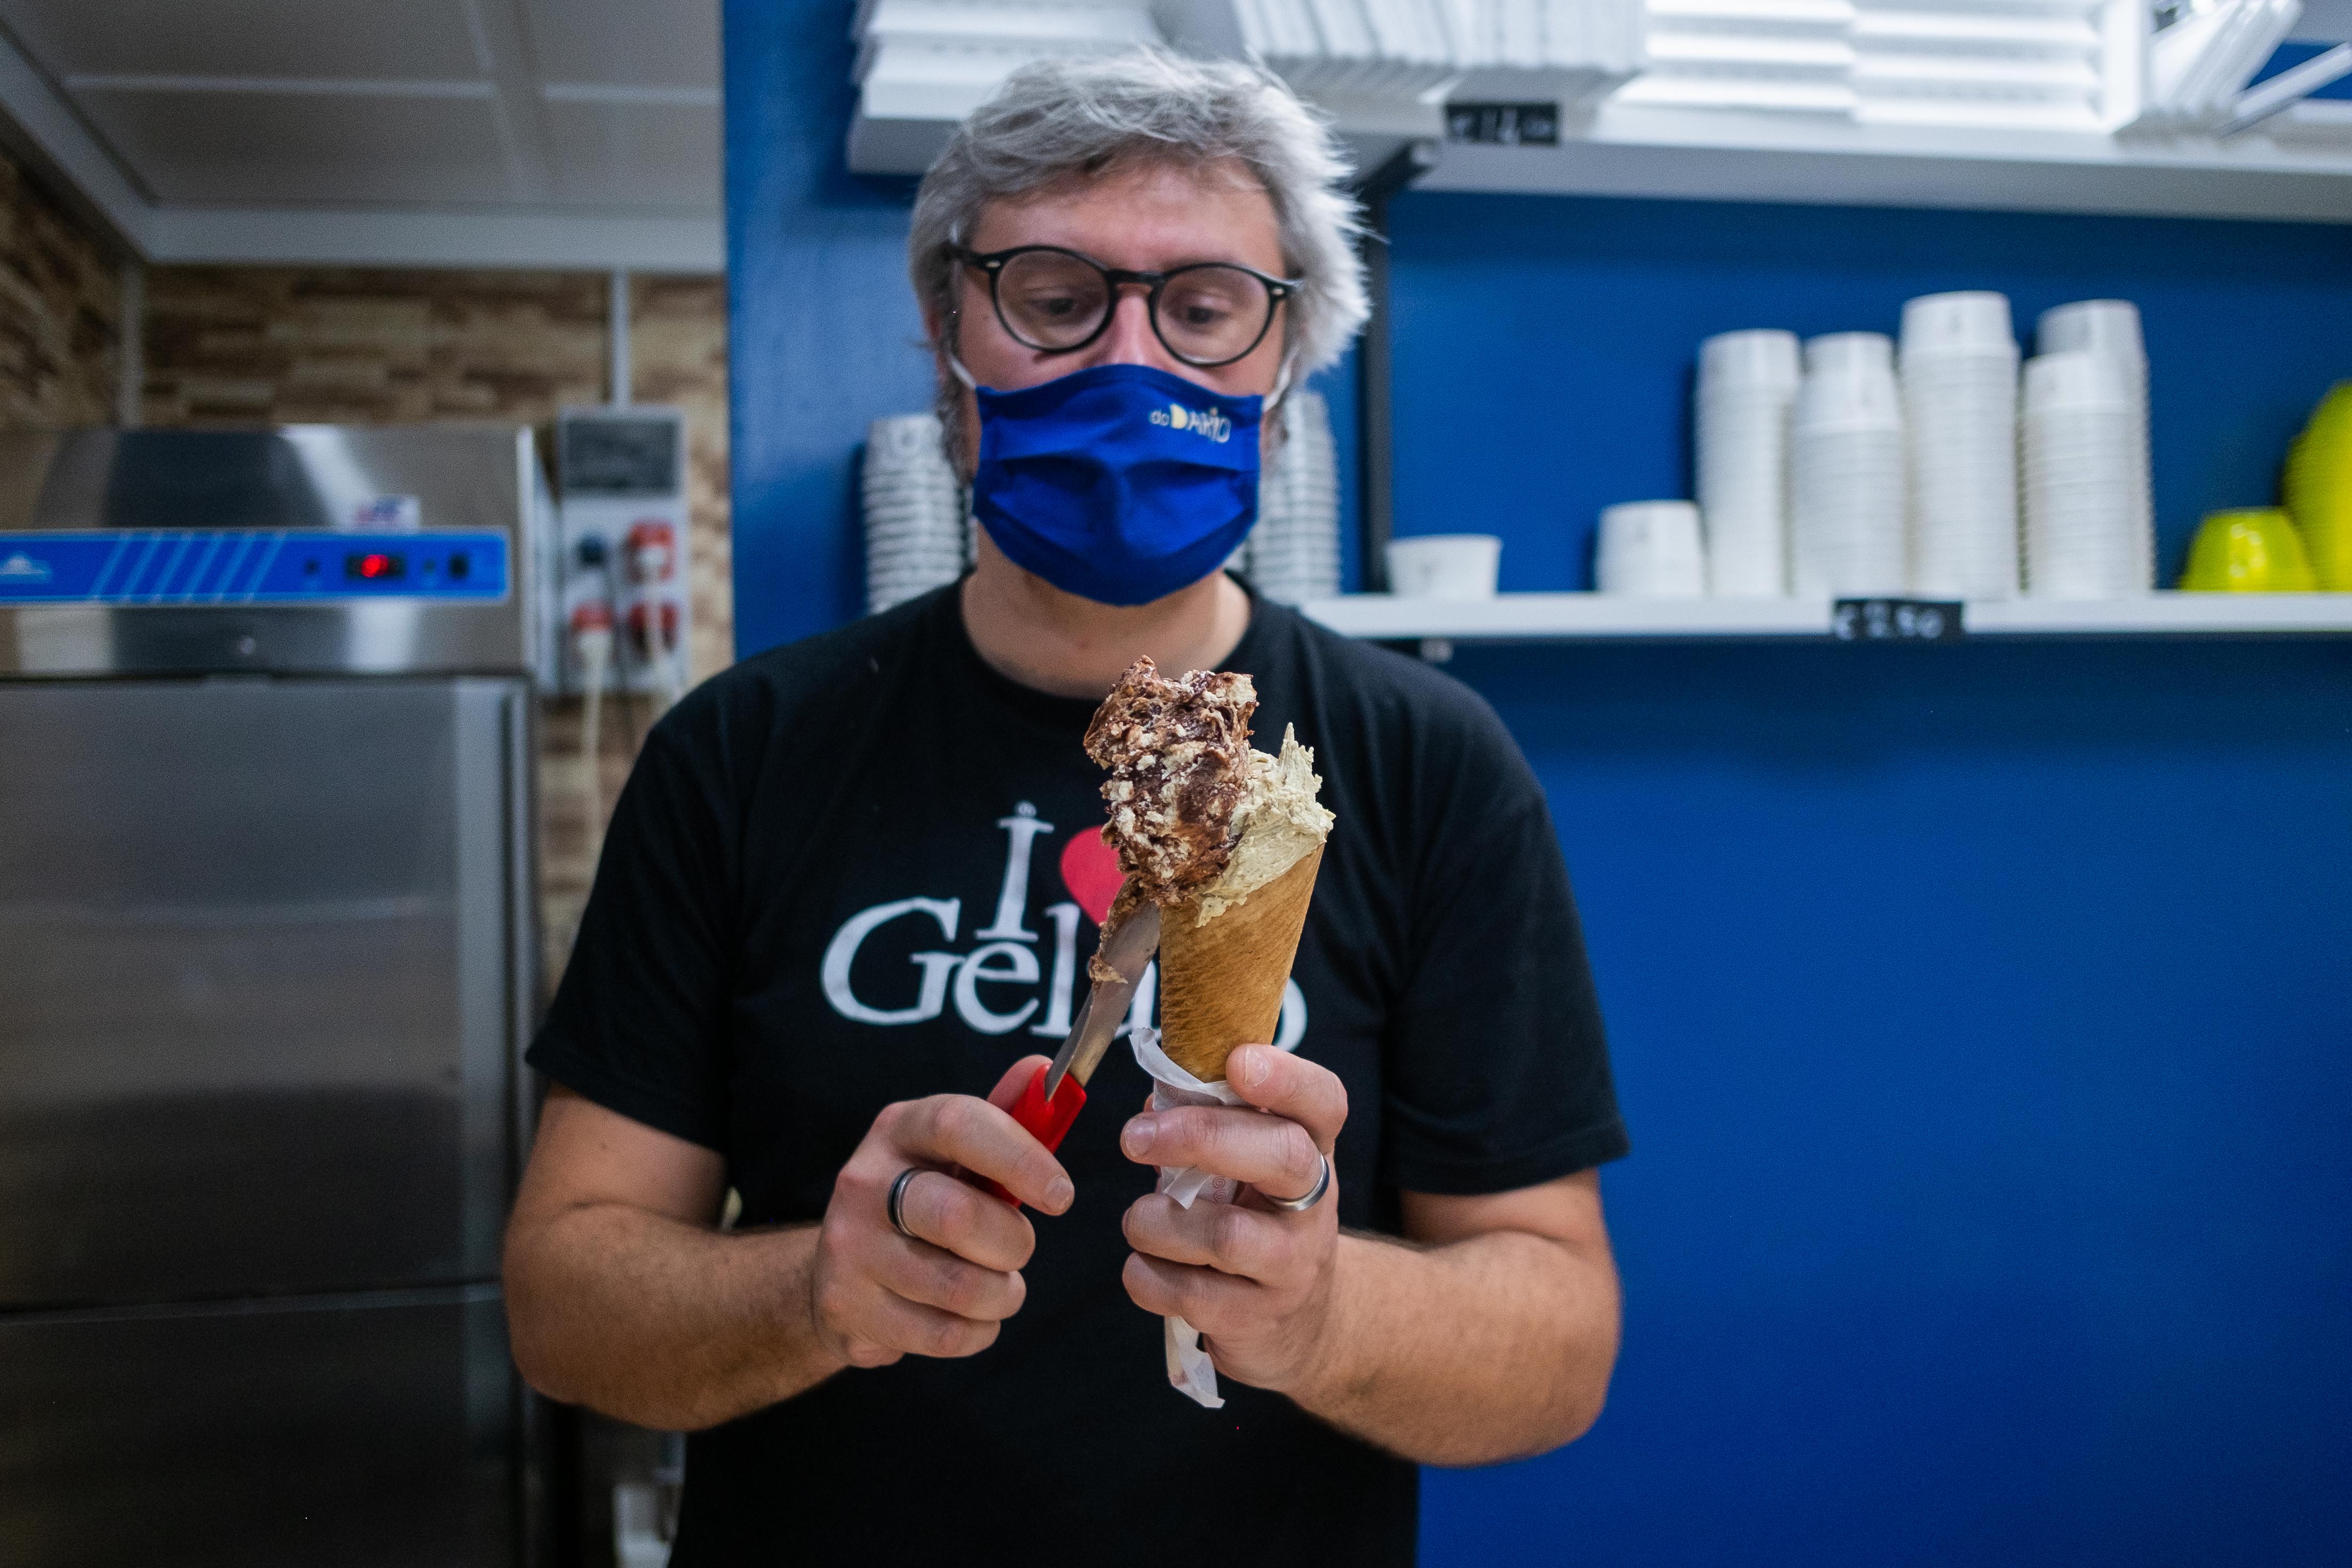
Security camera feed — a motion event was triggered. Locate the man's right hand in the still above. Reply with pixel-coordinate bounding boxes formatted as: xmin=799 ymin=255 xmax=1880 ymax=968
xmin=808 ymin=1056 xmax=1074 ymax=1369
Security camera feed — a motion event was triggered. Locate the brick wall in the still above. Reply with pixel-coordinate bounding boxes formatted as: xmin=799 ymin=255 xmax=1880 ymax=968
xmin=0 ymin=149 xmax=120 ymax=426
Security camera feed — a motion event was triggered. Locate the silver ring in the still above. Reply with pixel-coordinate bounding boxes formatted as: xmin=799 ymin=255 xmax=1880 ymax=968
xmin=1260 ymin=1152 xmax=1331 ymax=1214
xmin=886 ymin=1167 xmax=923 ymax=1239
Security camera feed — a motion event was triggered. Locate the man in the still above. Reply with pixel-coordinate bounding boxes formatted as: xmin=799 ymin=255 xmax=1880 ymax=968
xmin=504 ymin=49 xmax=1627 ymax=1566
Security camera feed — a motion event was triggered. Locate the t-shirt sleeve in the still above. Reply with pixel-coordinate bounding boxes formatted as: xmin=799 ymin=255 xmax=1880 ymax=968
xmin=1377 ymin=707 xmax=1628 ymax=1196
xmin=526 ymin=703 xmax=740 ymax=1150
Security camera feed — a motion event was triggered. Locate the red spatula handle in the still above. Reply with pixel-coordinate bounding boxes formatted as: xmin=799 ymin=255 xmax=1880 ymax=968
xmin=981 ymin=1061 xmax=1087 ymax=1208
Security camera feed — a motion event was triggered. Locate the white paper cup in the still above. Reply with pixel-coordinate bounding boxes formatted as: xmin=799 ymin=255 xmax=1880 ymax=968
xmin=1900 ymin=291 xmax=2015 ymax=355
xmin=2036 ymin=299 xmax=2145 ymax=365
xmin=2031 ymin=304 xmax=2151 ymax=583
xmin=1597 ymin=501 xmax=1705 ymax=596
xmin=1697 ymin=395 xmax=1794 ymax=597
xmin=1804 ymin=331 xmax=1896 ymax=378
xmin=867 ymin=414 xmax=947 ymax=463
xmin=1902 ymin=318 xmax=2021 ymax=599
xmin=2024 ymin=351 xmax=2129 ymax=410
xmin=1796 ymin=364 xmax=1903 ymax=429
xmin=1387 ymin=534 xmax=1501 ymax=599
xmin=1701 ymin=328 xmax=1801 ymax=390
xmin=2022 ymin=393 xmax=2145 ymax=598
xmin=1791 ymin=423 xmax=1907 ymax=597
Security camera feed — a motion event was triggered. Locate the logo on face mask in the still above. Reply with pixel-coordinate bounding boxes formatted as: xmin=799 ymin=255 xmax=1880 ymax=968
xmin=1150 ymin=401 xmax=1232 ymax=444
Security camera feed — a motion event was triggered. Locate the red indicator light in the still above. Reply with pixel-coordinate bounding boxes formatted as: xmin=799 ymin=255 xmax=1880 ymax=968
xmin=346 ymin=551 xmax=405 ymax=582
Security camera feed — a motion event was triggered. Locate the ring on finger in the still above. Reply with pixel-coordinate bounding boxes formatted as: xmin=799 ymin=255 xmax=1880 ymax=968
xmin=1260 ymin=1152 xmax=1331 ymax=1214
xmin=886 ymin=1166 xmax=924 ymax=1239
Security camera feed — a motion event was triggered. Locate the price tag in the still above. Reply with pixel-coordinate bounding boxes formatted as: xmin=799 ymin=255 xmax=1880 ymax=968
xmin=1831 ymin=598 xmax=1964 ymax=642
xmin=1445 ymin=102 xmax=1561 ymax=146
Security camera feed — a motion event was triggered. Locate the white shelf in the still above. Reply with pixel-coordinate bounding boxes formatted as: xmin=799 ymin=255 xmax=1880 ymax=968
xmin=1962 ymin=595 xmax=2352 ymax=635
xmin=1300 ymin=591 xmax=2352 ymax=641
xmin=851 ymin=73 xmax=2351 ymax=225
xmin=842 ymin=0 xmax=2351 ymax=223
xmin=1415 ymin=102 xmax=2352 ymax=223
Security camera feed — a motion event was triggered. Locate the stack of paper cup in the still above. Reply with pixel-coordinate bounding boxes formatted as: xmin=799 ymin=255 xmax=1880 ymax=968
xmin=2021 ymin=351 xmax=2150 ymax=598
xmin=1899 ymin=291 xmax=2020 ymax=598
xmin=1245 ymin=391 xmax=1342 ymax=605
xmin=1596 ymin=501 xmax=1706 ymax=596
xmin=1791 ymin=332 xmax=1907 ymax=597
xmin=1696 ymin=329 xmax=1800 ymax=596
xmin=2036 ymin=300 xmax=2153 ymax=583
xmin=862 ymin=413 xmax=970 ymax=615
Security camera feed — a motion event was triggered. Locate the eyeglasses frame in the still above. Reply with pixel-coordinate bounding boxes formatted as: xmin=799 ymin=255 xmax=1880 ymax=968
xmin=949 ymin=243 xmax=1301 ymax=370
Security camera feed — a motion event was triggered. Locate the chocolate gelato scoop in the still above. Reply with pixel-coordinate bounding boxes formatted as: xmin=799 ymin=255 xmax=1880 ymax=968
xmin=1082 ymin=656 xmax=1258 ymax=905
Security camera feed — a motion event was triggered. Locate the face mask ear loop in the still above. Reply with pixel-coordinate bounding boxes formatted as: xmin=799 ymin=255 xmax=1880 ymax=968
xmin=1261 ymin=350 xmax=1299 ymax=445
xmin=939 ymin=278 xmax=980 ymax=390
xmin=938 ymin=234 xmax=980 ymax=391
xmin=1265 ymin=350 xmax=1296 ymax=413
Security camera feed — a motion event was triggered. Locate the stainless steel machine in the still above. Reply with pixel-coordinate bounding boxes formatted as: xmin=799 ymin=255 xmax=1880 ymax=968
xmin=0 ymin=427 xmax=548 ymax=1566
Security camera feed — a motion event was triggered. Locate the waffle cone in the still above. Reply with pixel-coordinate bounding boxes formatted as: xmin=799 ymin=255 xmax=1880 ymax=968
xmin=1156 ymin=844 xmax=1324 ymax=1082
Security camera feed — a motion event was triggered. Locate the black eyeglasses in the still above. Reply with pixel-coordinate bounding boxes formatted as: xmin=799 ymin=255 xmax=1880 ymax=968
xmin=951 ymin=244 xmax=1299 ymax=369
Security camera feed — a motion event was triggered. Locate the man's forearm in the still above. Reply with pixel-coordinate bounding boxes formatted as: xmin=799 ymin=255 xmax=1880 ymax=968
xmin=1284 ymin=1229 xmax=1620 ymax=1467
xmin=505 ymin=1205 xmax=844 ymax=1431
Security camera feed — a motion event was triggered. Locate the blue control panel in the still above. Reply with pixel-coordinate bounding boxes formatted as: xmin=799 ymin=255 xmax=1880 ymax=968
xmin=0 ymin=530 xmax=510 ymax=606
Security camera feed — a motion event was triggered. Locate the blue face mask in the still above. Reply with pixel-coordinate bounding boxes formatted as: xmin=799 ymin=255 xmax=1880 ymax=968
xmin=964 ymin=361 xmax=1268 ymax=608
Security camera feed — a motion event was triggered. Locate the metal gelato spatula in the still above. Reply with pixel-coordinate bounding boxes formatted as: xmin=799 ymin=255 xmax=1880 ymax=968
xmin=979 ymin=893 xmax=1161 ymax=1208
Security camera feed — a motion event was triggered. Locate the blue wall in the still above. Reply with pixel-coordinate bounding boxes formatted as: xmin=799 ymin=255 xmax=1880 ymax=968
xmin=1422 ymin=637 xmax=2352 ymax=1566
xmin=728 ymin=7 xmax=2352 ymax=1561
xmin=1386 ymin=190 xmax=2352 ymax=590
xmin=725 ymin=3 xmax=921 ymax=647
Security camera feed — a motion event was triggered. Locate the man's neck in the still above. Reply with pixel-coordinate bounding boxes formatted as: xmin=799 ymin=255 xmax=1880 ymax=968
xmin=959 ymin=534 xmax=1254 ymax=699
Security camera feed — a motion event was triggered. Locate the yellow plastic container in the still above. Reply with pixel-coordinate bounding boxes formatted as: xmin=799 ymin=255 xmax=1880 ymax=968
xmin=2180 ymin=508 xmax=2318 ymax=592
xmin=2283 ymin=381 xmax=2352 ymax=589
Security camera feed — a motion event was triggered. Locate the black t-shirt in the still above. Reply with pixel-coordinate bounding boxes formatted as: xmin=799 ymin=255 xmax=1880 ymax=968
xmin=529 ymin=581 xmax=1627 ymax=1567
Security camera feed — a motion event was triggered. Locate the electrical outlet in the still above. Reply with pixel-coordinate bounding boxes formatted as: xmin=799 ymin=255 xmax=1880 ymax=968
xmin=548 ymin=407 xmax=692 ymax=698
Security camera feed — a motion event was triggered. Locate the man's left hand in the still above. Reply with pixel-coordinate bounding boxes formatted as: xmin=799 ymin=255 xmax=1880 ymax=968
xmin=1119 ymin=1043 xmax=1348 ymax=1393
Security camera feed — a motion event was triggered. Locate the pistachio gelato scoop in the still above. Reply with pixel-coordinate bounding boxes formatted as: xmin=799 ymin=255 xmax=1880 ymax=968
xmin=1082 ymin=656 xmax=1332 ymax=921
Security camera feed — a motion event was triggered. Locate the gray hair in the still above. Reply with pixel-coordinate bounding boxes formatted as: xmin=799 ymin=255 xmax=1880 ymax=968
xmin=908 ymin=49 xmax=1370 ymax=383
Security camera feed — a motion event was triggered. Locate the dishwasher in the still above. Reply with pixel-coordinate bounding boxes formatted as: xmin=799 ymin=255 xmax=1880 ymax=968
xmin=0 ymin=426 xmax=550 ymax=1566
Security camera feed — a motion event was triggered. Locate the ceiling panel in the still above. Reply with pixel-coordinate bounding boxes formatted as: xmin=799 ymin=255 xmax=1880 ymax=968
xmin=68 ymin=88 xmax=517 ymax=205
xmin=542 ymin=99 xmax=720 ymax=210
xmin=0 ymin=0 xmax=487 ymax=80
xmin=0 ymin=0 xmax=725 ymax=265
xmin=520 ymin=0 xmax=719 ymax=89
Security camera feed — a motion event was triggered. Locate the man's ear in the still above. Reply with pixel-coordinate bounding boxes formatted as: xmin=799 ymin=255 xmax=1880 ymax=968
xmin=922 ymin=294 xmax=962 ymax=357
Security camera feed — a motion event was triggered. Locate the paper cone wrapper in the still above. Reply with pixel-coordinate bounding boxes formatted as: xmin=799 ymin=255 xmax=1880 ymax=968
xmin=1129 ymin=1025 xmax=1247 ymax=1408
xmin=1156 ymin=843 xmax=1324 ymax=1082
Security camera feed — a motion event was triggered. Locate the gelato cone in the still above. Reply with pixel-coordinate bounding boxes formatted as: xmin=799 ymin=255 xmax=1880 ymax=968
xmin=1158 ymin=842 xmax=1324 ymax=1081
xmin=1084 ymin=658 xmax=1334 ymax=1082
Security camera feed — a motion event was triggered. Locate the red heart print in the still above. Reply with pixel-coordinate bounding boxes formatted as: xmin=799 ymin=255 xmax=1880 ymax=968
xmin=1058 ymin=830 xmax=1123 ymax=926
